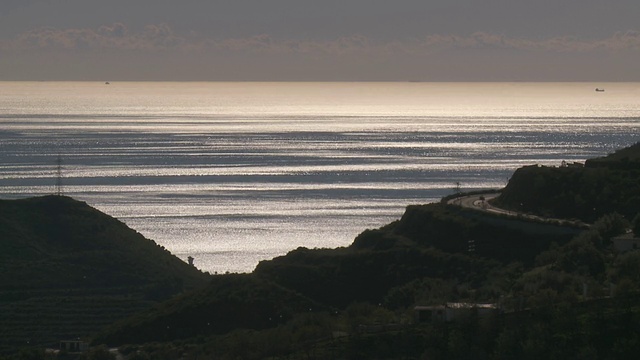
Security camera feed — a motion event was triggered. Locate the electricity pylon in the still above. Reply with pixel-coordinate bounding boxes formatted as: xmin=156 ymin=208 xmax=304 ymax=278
xmin=56 ymin=155 xmax=63 ymax=196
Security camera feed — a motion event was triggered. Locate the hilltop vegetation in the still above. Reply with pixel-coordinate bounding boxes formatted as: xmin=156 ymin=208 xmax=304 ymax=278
xmin=0 ymin=196 xmax=207 ymax=290
xmin=586 ymin=142 xmax=640 ymax=169
xmin=0 ymin=196 xmax=209 ymax=354
xmin=495 ymin=142 xmax=640 ymax=222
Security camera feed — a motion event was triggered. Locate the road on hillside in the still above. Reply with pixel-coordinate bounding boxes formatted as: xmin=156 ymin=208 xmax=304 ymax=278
xmin=447 ymin=192 xmax=588 ymax=227
xmin=447 ymin=192 xmax=512 ymax=215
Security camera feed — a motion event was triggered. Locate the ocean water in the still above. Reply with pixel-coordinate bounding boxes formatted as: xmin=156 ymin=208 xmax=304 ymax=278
xmin=1 ymin=82 xmax=638 ymax=273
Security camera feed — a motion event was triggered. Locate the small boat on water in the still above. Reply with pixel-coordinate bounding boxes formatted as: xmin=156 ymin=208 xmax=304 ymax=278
xmin=595 ymin=88 xmax=605 ymax=92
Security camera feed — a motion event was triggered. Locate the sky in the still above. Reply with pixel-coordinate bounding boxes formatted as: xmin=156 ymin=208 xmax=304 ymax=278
xmin=0 ymin=0 xmax=639 ymax=81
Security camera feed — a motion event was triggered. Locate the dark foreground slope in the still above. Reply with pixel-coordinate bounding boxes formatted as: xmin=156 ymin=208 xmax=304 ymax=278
xmin=97 ymin=202 xmax=582 ymax=348
xmin=0 ymin=196 xmax=209 ymax=354
xmin=255 ymin=203 xmax=581 ymax=308
xmin=495 ymin=142 xmax=640 ymax=222
xmin=94 ymin=274 xmax=323 ymax=346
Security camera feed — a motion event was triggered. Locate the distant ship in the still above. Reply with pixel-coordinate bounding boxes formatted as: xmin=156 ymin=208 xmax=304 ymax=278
xmin=595 ymin=88 xmax=605 ymax=92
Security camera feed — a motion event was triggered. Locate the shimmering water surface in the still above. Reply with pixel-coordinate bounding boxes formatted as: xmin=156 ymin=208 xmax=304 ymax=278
xmin=1 ymin=82 xmax=638 ymax=273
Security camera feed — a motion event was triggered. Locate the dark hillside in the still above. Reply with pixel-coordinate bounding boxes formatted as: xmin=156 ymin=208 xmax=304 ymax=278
xmin=0 ymin=196 xmax=209 ymax=354
xmin=95 ymin=274 xmax=323 ymax=346
xmin=392 ymin=203 xmax=580 ymax=263
xmin=91 ymin=201 xmax=581 ymax=348
xmin=495 ymin=142 xmax=640 ymax=222
xmin=255 ymin=203 xmax=579 ymax=308
xmin=91 ymin=208 xmax=640 ymax=360
xmin=95 ymin=201 xmax=598 ymax=356
xmin=256 ymin=244 xmax=498 ymax=308
xmin=586 ymin=141 xmax=640 ymax=169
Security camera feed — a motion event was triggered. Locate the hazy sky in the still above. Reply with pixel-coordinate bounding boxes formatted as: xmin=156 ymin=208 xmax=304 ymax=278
xmin=1 ymin=0 xmax=639 ymax=81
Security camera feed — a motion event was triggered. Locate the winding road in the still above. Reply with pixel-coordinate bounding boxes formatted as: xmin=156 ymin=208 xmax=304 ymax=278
xmin=447 ymin=192 xmax=588 ymax=227
xmin=447 ymin=192 xmax=509 ymax=215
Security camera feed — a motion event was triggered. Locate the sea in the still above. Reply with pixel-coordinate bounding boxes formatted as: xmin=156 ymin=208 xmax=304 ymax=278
xmin=1 ymin=82 xmax=638 ymax=273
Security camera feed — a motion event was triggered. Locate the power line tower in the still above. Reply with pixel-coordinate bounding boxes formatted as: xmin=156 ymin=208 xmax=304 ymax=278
xmin=454 ymin=181 xmax=462 ymax=195
xmin=56 ymin=154 xmax=63 ymax=196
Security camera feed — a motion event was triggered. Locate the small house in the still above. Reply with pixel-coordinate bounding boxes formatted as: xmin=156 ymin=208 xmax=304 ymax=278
xmin=60 ymin=340 xmax=89 ymax=353
xmin=612 ymin=232 xmax=640 ymax=252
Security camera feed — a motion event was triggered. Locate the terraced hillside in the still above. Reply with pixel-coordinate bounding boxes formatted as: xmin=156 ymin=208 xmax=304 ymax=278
xmin=0 ymin=196 xmax=210 ymax=354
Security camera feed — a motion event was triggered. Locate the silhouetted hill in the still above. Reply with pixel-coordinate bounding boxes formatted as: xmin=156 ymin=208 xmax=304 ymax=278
xmin=254 ymin=203 xmax=579 ymax=308
xmin=95 ymin=198 xmax=639 ymax=359
xmin=95 ymin=274 xmax=323 ymax=346
xmin=96 ymin=202 xmax=583 ymax=347
xmin=0 ymin=196 xmax=209 ymax=354
xmin=586 ymin=141 xmax=640 ymax=170
xmin=495 ymin=142 xmax=640 ymax=222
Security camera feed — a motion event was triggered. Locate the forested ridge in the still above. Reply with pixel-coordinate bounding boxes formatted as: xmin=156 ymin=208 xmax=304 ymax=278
xmin=496 ymin=142 xmax=640 ymax=222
